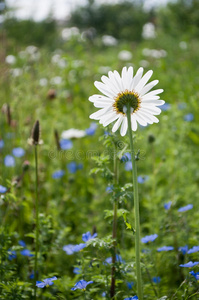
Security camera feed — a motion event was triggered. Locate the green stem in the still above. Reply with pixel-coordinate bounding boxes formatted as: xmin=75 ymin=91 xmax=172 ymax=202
xmin=110 ymin=146 xmax=118 ymax=299
xmin=34 ymin=145 xmax=39 ymax=299
xmin=126 ymin=104 xmax=143 ymax=300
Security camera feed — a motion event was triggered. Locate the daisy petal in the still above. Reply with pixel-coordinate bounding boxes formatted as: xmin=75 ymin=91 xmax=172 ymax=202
xmin=100 ymin=113 xmax=119 ymax=127
xmin=93 ymin=102 xmax=113 ymax=108
xmin=112 ymin=115 xmax=124 ymax=132
xmin=138 ymin=112 xmax=153 ymax=124
xmin=141 ymin=106 xmax=161 ymax=115
xmin=141 ymin=99 xmax=165 ymax=106
xmin=130 ymin=67 xmax=144 ymax=90
xmin=140 ymin=80 xmax=159 ymax=96
xmin=101 ymin=75 xmax=120 ymax=94
xmin=140 ymin=111 xmax=159 ymax=123
xmin=134 ymin=112 xmax=148 ymax=126
xmin=89 ymin=95 xmax=114 ymax=103
xmin=122 ymin=66 xmax=134 ymax=90
xmin=134 ymin=70 xmax=153 ymax=93
xmin=131 ymin=115 xmax=137 ymax=131
xmin=120 ymin=117 xmax=128 ymax=136
xmin=90 ymin=107 xmax=111 ymax=120
xmin=141 ymin=89 xmax=164 ymax=100
xmin=94 ymin=81 xmax=116 ymax=98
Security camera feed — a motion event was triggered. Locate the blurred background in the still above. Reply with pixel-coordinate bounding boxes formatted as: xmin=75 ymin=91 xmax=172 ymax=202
xmin=1 ymin=0 xmax=199 ymax=50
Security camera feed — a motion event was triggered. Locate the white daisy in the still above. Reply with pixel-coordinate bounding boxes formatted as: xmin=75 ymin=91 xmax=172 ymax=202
xmin=89 ymin=66 xmax=165 ymax=136
xmin=61 ymin=129 xmax=86 ymax=139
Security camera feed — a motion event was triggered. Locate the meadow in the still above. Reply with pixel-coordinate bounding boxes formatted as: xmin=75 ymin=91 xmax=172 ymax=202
xmin=0 ymin=3 xmax=199 ymax=299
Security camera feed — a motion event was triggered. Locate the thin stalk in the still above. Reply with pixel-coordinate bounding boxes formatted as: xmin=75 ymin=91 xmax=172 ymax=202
xmin=34 ymin=145 xmax=39 ymax=299
xmin=110 ymin=146 xmax=118 ymax=299
xmin=126 ymin=104 xmax=143 ymax=300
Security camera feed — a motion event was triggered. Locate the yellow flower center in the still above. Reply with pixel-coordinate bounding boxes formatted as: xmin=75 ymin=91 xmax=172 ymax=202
xmin=113 ymin=90 xmax=141 ymax=115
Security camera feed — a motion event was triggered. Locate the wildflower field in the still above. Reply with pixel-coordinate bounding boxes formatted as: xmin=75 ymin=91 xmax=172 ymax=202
xmin=1 ymin=1 xmax=199 ymax=299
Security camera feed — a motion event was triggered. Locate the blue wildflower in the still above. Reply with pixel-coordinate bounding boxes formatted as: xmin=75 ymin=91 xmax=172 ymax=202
xmin=141 ymin=234 xmax=158 ymax=244
xmin=82 ymin=231 xmax=97 ymax=242
xmin=105 ymin=254 xmax=124 ymax=264
xmin=36 ymin=276 xmax=57 ymax=288
xmin=6 ymin=133 xmax=14 ymax=139
xmin=125 ymin=161 xmax=132 ymax=171
xmin=52 ymin=170 xmax=65 ymax=179
xmin=187 ymin=246 xmax=199 ymax=254
xmin=73 ymin=243 xmax=86 ymax=252
xmin=102 ymin=292 xmax=106 ymax=297
xmin=12 ymin=147 xmax=25 ymax=157
xmin=29 ymin=271 xmax=34 ymax=279
xmin=124 ymin=296 xmax=138 ymax=300
xmin=164 ymin=201 xmax=172 ymax=210
xmin=127 ymin=282 xmax=134 ymax=289
xmin=20 ymin=249 xmax=34 ymax=257
xmin=142 ymin=249 xmax=151 ymax=254
xmin=19 ymin=240 xmax=26 ymax=247
xmin=106 ymin=185 xmax=113 ymax=193
xmin=178 ymin=204 xmax=193 ymax=212
xmin=60 ymin=139 xmax=73 ymax=150
xmin=8 ymin=250 xmax=16 ymax=261
xmin=184 ymin=113 xmax=194 ymax=122
xmin=178 ymin=103 xmax=186 ymax=110
xmin=152 ymin=276 xmax=161 ymax=284
xmin=73 ymin=267 xmax=81 ymax=274
xmin=104 ymin=131 xmax=110 ymax=136
xmin=85 ymin=123 xmax=97 ymax=135
xmin=67 ymin=162 xmax=83 ymax=173
xmin=121 ymin=152 xmax=131 ymax=162
xmin=180 ymin=261 xmax=199 ymax=268
xmin=0 ymin=185 xmax=7 ymax=193
xmin=63 ymin=244 xmax=77 ymax=255
xmin=0 ymin=139 xmax=4 ymax=148
xmin=71 ymin=279 xmax=93 ymax=291
xmin=161 ymin=103 xmax=171 ymax=111
xmin=137 ymin=175 xmax=149 ymax=184
xmin=63 ymin=243 xmax=86 ymax=254
xmin=178 ymin=245 xmax=188 ymax=255
xmin=189 ymin=271 xmax=199 ymax=280
xmin=157 ymin=246 xmax=174 ymax=252
xmin=4 ymin=155 xmax=15 ymax=167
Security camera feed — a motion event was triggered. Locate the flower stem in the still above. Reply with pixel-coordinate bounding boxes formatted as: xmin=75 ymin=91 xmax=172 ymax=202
xmin=110 ymin=145 xmax=118 ymax=299
xmin=126 ymin=104 xmax=143 ymax=300
xmin=34 ymin=145 xmax=39 ymax=299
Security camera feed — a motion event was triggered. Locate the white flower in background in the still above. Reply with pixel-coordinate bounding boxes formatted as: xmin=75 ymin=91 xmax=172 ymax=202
xmin=142 ymin=48 xmax=167 ymax=58
xmin=72 ymin=60 xmax=84 ymax=68
xmin=179 ymin=41 xmax=187 ymax=50
xmin=18 ymin=50 xmax=27 ymax=59
xmin=61 ymin=27 xmax=79 ymax=41
xmin=50 ymin=76 xmax=62 ymax=85
xmin=102 ymin=35 xmax=118 ymax=46
xmin=10 ymin=68 xmax=23 ymax=77
xmin=39 ymin=78 xmax=48 ymax=86
xmin=118 ymin=50 xmax=132 ymax=61
xmin=25 ymin=45 xmax=38 ymax=55
xmin=89 ymin=66 xmax=164 ymax=136
xmin=25 ymin=45 xmax=40 ymax=61
xmin=139 ymin=60 xmax=149 ymax=68
xmin=51 ymin=54 xmax=61 ymax=64
xmin=61 ymin=129 xmax=86 ymax=139
xmin=142 ymin=22 xmax=156 ymax=39
xmin=98 ymin=66 xmax=112 ymax=74
xmin=51 ymin=54 xmax=67 ymax=69
xmin=5 ymin=55 xmax=16 ymax=65
xmin=58 ymin=59 xmax=67 ymax=69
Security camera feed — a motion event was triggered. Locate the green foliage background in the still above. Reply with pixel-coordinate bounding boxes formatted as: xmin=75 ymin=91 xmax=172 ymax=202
xmin=0 ymin=0 xmax=199 ymax=299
